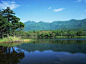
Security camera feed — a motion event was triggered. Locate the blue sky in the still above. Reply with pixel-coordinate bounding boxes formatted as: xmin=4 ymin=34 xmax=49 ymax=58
xmin=0 ymin=0 xmax=86 ymax=22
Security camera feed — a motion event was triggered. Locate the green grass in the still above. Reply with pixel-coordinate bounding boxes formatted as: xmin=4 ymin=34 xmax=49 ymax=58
xmin=0 ymin=36 xmax=23 ymax=42
xmin=56 ymin=36 xmax=86 ymax=38
xmin=73 ymin=36 xmax=86 ymax=38
xmin=0 ymin=43 xmax=20 ymax=47
xmin=0 ymin=36 xmax=33 ymax=47
xmin=56 ymin=36 xmax=68 ymax=38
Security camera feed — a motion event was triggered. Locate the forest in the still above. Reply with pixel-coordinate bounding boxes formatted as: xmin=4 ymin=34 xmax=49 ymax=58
xmin=15 ymin=29 xmax=86 ymax=39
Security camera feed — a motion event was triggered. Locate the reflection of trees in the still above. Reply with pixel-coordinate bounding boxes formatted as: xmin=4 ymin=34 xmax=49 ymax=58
xmin=18 ymin=40 xmax=86 ymax=53
xmin=33 ymin=39 xmax=86 ymax=44
xmin=0 ymin=46 xmax=25 ymax=64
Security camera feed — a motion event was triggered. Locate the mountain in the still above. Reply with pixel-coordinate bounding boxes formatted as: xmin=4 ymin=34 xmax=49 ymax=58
xmin=24 ymin=19 xmax=86 ymax=31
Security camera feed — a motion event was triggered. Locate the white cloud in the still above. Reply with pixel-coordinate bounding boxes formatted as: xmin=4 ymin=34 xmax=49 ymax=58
xmin=0 ymin=1 xmax=20 ymax=9
xmin=48 ymin=7 xmax=51 ymax=9
xmin=48 ymin=21 xmax=53 ymax=23
xmin=53 ymin=8 xmax=65 ymax=12
xmin=44 ymin=7 xmax=51 ymax=11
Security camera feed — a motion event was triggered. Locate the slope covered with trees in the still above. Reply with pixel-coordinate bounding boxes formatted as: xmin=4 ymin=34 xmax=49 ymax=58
xmin=24 ymin=19 xmax=86 ymax=31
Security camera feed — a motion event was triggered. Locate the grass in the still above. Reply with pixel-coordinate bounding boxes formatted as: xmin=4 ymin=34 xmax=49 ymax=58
xmin=0 ymin=36 xmax=33 ymax=47
xmin=56 ymin=36 xmax=86 ymax=38
xmin=56 ymin=36 xmax=68 ymax=38
xmin=73 ymin=36 xmax=86 ymax=38
xmin=0 ymin=36 xmax=32 ymax=43
xmin=0 ymin=36 xmax=23 ymax=42
xmin=0 ymin=43 xmax=20 ymax=47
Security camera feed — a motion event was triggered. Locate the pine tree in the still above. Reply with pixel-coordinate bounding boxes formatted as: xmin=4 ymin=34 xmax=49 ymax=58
xmin=0 ymin=7 xmax=24 ymax=38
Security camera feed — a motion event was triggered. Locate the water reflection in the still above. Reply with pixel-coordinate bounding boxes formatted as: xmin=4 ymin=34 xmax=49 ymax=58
xmin=18 ymin=39 xmax=86 ymax=53
xmin=0 ymin=39 xmax=86 ymax=64
xmin=17 ymin=39 xmax=86 ymax=64
xmin=0 ymin=46 xmax=25 ymax=64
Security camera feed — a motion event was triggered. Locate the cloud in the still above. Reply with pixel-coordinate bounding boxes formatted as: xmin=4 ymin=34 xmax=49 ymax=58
xmin=53 ymin=8 xmax=65 ymax=12
xmin=48 ymin=7 xmax=51 ymax=9
xmin=0 ymin=1 xmax=20 ymax=9
xmin=44 ymin=7 xmax=51 ymax=11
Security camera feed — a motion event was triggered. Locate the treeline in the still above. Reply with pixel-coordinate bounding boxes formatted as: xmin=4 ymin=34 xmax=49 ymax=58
xmin=0 ymin=7 xmax=24 ymax=38
xmin=15 ymin=29 xmax=86 ymax=39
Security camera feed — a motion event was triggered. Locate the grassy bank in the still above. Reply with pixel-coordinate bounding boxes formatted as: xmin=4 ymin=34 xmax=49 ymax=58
xmin=0 ymin=36 xmax=31 ymax=43
xmin=0 ymin=36 xmax=33 ymax=47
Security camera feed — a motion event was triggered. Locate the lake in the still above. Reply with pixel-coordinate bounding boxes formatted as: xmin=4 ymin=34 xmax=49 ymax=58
xmin=0 ymin=38 xmax=86 ymax=64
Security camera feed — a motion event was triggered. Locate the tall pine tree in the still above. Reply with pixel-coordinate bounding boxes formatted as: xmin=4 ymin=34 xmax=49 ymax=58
xmin=0 ymin=7 xmax=24 ymax=38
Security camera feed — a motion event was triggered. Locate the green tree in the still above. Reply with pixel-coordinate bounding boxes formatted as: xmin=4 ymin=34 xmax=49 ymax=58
xmin=77 ymin=30 xmax=83 ymax=36
xmin=2 ymin=7 xmax=14 ymax=35
xmin=0 ymin=7 xmax=25 ymax=38
xmin=0 ymin=10 xmax=8 ymax=38
xmin=1 ymin=7 xmax=24 ymax=37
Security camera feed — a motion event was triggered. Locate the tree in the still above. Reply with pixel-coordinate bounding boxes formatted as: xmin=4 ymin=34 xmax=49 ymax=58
xmin=0 ymin=7 xmax=24 ymax=38
xmin=0 ymin=10 xmax=8 ymax=38
xmin=77 ymin=30 xmax=83 ymax=36
xmin=2 ymin=7 xmax=15 ymax=35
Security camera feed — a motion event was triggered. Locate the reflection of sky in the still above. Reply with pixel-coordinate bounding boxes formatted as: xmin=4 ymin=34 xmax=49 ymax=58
xmin=18 ymin=50 xmax=86 ymax=64
xmin=17 ymin=40 xmax=86 ymax=64
xmin=18 ymin=42 xmax=86 ymax=53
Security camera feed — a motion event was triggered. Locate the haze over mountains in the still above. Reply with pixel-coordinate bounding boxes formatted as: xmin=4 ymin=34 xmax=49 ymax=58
xmin=24 ymin=19 xmax=86 ymax=31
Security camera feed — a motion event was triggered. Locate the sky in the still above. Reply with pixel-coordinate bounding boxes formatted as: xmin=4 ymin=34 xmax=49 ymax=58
xmin=0 ymin=0 xmax=86 ymax=22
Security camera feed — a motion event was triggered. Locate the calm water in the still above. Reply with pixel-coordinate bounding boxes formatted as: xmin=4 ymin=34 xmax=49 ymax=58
xmin=0 ymin=39 xmax=86 ymax=64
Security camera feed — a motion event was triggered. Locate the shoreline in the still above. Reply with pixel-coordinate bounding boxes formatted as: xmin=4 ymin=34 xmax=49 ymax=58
xmin=56 ymin=36 xmax=86 ymax=38
xmin=0 ymin=41 xmax=23 ymax=43
xmin=0 ymin=39 xmax=31 ymax=43
xmin=0 ymin=36 xmax=32 ymax=43
xmin=0 ymin=36 xmax=86 ymax=43
xmin=0 ymin=39 xmax=32 ymax=47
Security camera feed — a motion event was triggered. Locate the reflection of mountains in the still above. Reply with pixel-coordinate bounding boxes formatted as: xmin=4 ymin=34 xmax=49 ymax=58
xmin=0 ymin=46 xmax=25 ymax=64
xmin=18 ymin=41 xmax=86 ymax=53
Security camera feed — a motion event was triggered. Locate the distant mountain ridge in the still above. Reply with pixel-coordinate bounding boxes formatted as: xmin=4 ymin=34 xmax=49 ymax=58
xmin=24 ymin=19 xmax=86 ymax=31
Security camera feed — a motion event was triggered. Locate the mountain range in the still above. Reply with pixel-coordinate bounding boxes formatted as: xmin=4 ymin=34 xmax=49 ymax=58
xmin=24 ymin=19 xmax=86 ymax=31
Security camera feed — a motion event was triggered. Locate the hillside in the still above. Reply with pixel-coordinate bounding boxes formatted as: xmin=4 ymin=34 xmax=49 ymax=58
xmin=24 ymin=19 xmax=86 ymax=31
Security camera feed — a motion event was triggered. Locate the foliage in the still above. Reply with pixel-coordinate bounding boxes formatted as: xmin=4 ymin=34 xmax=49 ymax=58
xmin=15 ymin=30 xmax=86 ymax=39
xmin=0 ymin=7 xmax=24 ymax=38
